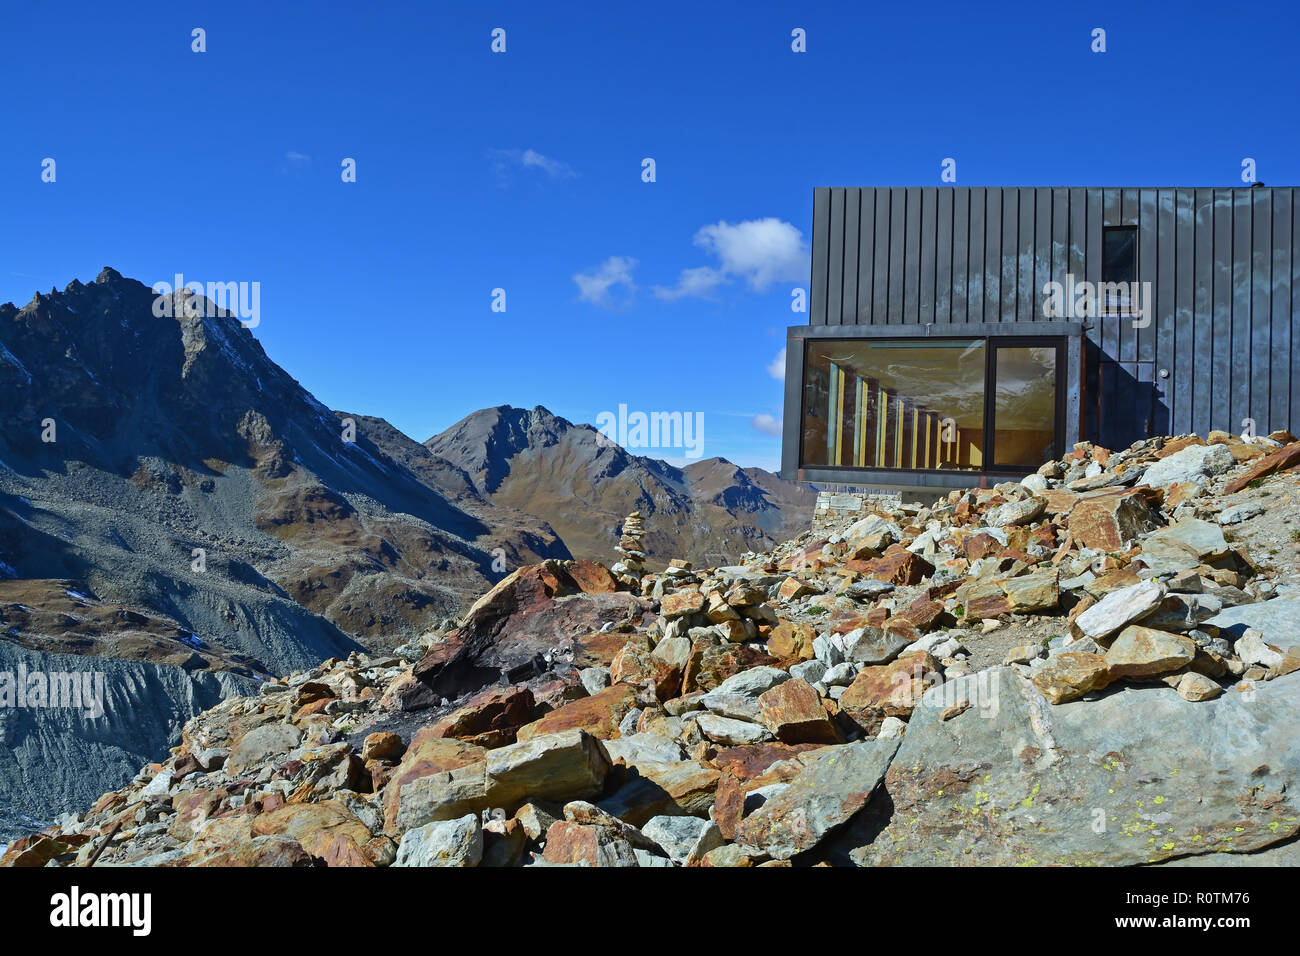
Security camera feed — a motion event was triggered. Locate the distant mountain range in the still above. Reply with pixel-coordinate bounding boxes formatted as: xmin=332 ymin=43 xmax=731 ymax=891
xmin=0 ymin=268 xmax=814 ymax=836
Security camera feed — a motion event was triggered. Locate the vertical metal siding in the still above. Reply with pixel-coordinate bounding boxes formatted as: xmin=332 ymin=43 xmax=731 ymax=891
xmin=807 ymin=185 xmax=1299 ymax=439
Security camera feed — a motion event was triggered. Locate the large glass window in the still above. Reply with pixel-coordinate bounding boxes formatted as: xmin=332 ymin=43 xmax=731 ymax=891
xmin=799 ymin=336 xmax=1064 ymax=474
xmin=801 ymin=339 xmax=987 ymax=471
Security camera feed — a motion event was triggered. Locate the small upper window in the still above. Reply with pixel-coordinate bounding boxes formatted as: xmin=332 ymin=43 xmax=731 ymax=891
xmin=1101 ymin=226 xmax=1138 ymax=312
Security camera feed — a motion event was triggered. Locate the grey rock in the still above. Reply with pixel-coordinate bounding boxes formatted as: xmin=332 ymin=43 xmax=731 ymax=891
xmin=1205 ymin=597 xmax=1300 ymax=648
xmin=1073 ymin=579 xmax=1166 ymax=642
xmin=842 ymin=579 xmax=895 ymax=601
xmin=812 ymin=634 xmax=845 ymax=667
xmin=875 ymin=716 xmax=907 ymax=740
xmin=1235 ymin=629 xmax=1286 ymax=669
xmin=704 ymin=666 xmax=790 ymax=699
xmin=855 ymin=667 xmax=1300 ymax=866
xmin=986 ymin=496 xmax=1046 ymax=528
xmin=735 ymin=738 xmax=900 ymax=860
xmin=695 ymin=713 xmax=773 ymax=746
xmin=1140 ymin=443 xmax=1237 ymax=487
xmin=841 ymin=626 xmax=911 ymax=665
xmin=602 ymin=734 xmax=685 ymax=766
xmin=393 ymin=813 xmax=483 ymax=867
xmin=822 ymin=662 xmax=858 ymax=686
xmin=578 ymin=666 xmax=611 ymax=696
xmin=1217 ymin=502 xmax=1266 ymax=525
xmin=642 ymin=815 xmax=723 ymax=865
xmin=225 ymin=723 xmax=304 ymax=776
xmin=789 ymin=660 xmax=828 ymax=685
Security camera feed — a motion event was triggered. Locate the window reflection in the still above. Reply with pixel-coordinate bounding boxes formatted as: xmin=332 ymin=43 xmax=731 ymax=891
xmin=992 ymin=346 xmax=1057 ymax=467
xmin=801 ymin=339 xmax=986 ymax=471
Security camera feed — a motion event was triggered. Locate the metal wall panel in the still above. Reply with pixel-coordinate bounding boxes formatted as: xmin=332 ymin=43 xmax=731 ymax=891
xmin=804 ymin=185 xmax=1299 ymax=441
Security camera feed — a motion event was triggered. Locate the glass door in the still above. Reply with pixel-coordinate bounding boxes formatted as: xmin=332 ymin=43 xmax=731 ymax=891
xmin=988 ymin=340 xmax=1064 ymax=469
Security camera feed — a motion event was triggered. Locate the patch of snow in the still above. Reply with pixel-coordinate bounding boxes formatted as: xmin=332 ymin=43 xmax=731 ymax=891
xmin=64 ymin=589 xmax=90 ymax=602
xmin=0 ymin=342 xmax=32 ymax=384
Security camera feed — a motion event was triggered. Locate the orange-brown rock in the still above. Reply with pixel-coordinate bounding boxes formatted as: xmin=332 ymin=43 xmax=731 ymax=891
xmin=682 ymin=641 xmax=778 ymax=694
xmin=361 ymin=732 xmax=405 ymax=762
xmin=541 ymin=821 xmax=636 ymax=866
xmin=766 ymin=620 xmax=816 ymax=661
xmin=572 ymin=631 xmax=629 ymax=668
xmin=251 ymin=802 xmax=373 ymax=868
xmin=757 ymin=678 xmax=842 ymax=745
xmin=660 ymin=589 xmax=705 ymax=619
xmin=564 ymin=559 xmax=618 ymax=594
xmin=1030 ymin=651 xmax=1113 ymax=704
xmin=428 ymin=685 xmax=535 ymax=747
xmin=839 ymin=650 xmax=939 ymax=732
xmin=850 ymin=545 xmax=934 ymax=585
xmin=899 ymin=596 xmax=952 ymax=631
xmin=1068 ymin=489 xmax=1158 ymax=551
xmin=1223 ymin=442 xmax=1300 ymax=494
xmin=382 ymin=733 xmax=488 ymax=833
xmin=515 ymin=683 xmax=639 ymax=742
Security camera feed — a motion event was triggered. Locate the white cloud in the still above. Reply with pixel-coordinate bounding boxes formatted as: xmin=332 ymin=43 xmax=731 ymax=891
xmin=767 ymin=347 xmax=786 ymax=381
xmin=751 ymin=413 xmax=783 ymax=436
xmin=652 ymin=266 xmax=728 ymax=301
xmin=656 ymin=217 xmax=808 ymax=300
xmin=574 ymin=256 xmax=637 ymax=308
xmin=489 ymin=148 xmax=576 ymax=181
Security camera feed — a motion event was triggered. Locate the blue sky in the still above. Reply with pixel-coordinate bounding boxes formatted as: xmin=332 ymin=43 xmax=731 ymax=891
xmin=3 ymin=0 xmax=1297 ymax=472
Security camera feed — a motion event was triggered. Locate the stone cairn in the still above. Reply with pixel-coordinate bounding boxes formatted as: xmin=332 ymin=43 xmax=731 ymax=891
xmin=612 ymin=511 xmax=647 ymax=587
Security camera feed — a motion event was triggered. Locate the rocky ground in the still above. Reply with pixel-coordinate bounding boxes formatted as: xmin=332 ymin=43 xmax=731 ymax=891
xmin=7 ymin=429 xmax=1300 ymax=868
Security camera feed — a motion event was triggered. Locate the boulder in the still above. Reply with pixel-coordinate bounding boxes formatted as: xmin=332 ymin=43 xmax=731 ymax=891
xmin=766 ymin=620 xmax=816 ymax=661
xmin=735 ymin=739 xmax=899 ymax=860
xmin=757 ymin=678 xmax=841 ymax=745
xmin=850 ymin=545 xmax=934 ymax=585
xmin=1223 ymin=441 xmax=1300 ymax=494
xmin=225 ymin=723 xmax=302 ymax=776
xmin=596 ymin=761 xmax=720 ymax=826
xmin=965 ymin=569 xmax=1060 ymax=619
xmin=1030 ymin=651 xmax=1113 ymax=703
xmin=840 ymin=625 xmax=912 ymax=665
xmin=695 ymin=713 xmax=773 ymax=746
xmin=1104 ymin=626 xmax=1198 ymax=679
xmin=857 ymin=667 xmax=1300 ymax=866
xmin=382 ymin=733 xmax=488 ymax=833
xmin=1141 ymin=443 xmax=1237 ymax=488
xmin=986 ymin=496 xmax=1045 ymax=528
xmin=393 ymin=813 xmax=483 ymax=867
xmin=486 ymin=728 xmax=614 ymax=806
xmin=1072 ymin=579 xmax=1166 ymax=642
xmin=1068 ymin=490 xmax=1159 ymax=551
xmin=541 ymin=821 xmax=639 ymax=866
xmin=641 ymin=815 xmax=724 ymax=865
xmin=839 ymin=650 xmax=940 ymax=732
xmin=515 ymin=683 xmax=638 ymax=741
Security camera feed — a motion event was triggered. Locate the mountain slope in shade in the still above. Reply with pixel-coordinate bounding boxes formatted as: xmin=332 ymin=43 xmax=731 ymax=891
xmin=421 ymin=405 xmax=817 ymax=567
xmin=0 ymin=270 xmax=546 ymax=669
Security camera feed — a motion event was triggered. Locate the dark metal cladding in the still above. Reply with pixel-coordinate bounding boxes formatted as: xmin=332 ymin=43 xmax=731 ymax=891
xmin=804 ymin=186 xmax=1298 ymax=449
